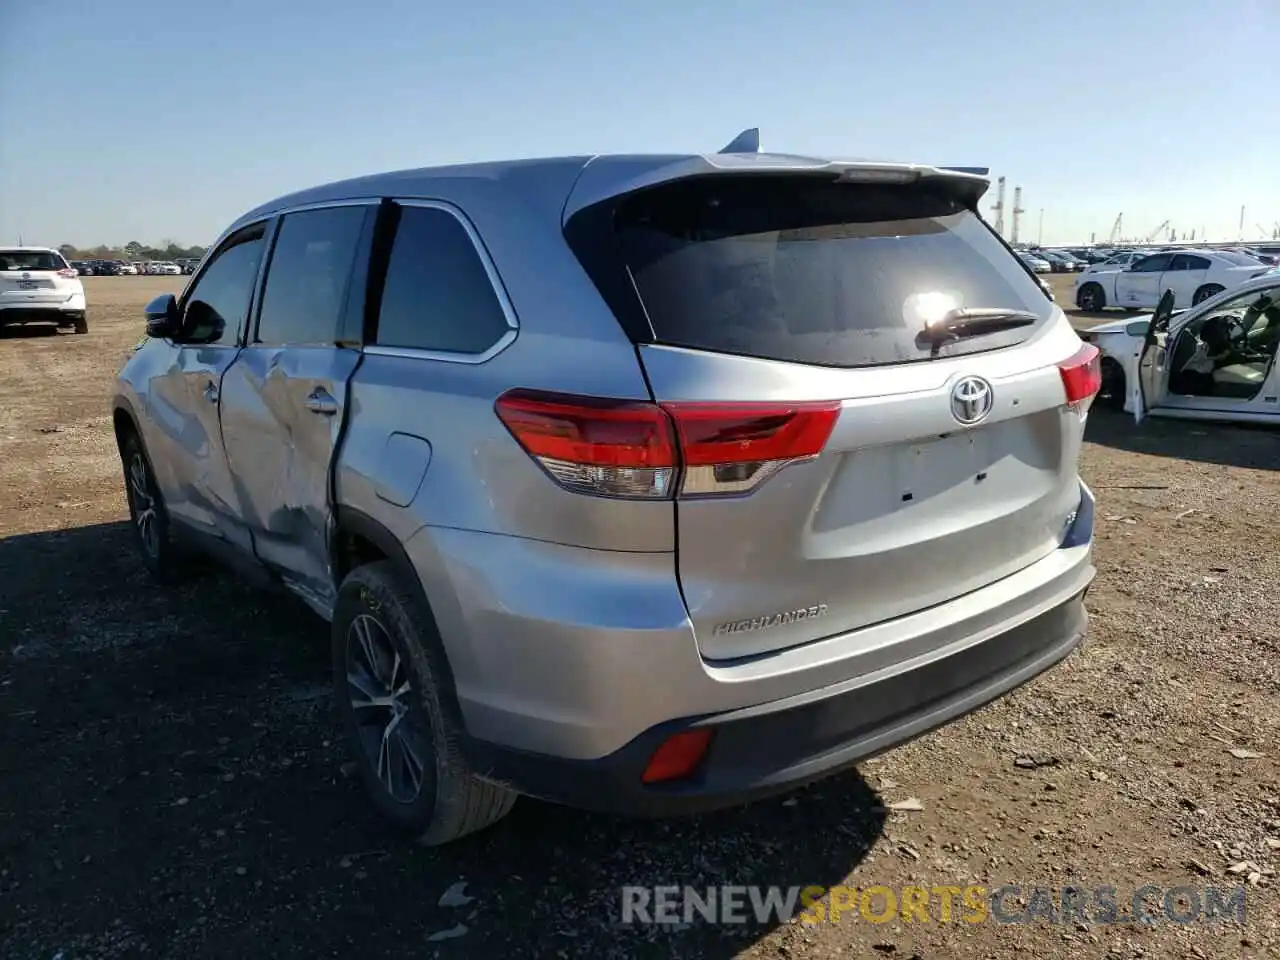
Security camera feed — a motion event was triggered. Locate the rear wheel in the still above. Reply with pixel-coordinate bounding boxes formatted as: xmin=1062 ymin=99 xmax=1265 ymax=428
xmin=1193 ymin=284 xmax=1224 ymax=305
xmin=1076 ymin=283 xmax=1105 ymax=312
xmin=333 ymin=561 xmax=517 ymax=846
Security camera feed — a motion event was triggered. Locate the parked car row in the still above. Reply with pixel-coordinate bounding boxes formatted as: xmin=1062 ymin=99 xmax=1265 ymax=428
xmin=68 ymin=259 xmax=195 ymax=276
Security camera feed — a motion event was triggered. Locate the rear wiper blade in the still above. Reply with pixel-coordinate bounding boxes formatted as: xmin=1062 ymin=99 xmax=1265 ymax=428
xmin=918 ymin=307 xmax=1039 ymax=352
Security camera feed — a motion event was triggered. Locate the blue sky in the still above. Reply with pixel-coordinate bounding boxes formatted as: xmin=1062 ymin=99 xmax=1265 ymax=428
xmin=2 ymin=0 xmax=1277 ymax=248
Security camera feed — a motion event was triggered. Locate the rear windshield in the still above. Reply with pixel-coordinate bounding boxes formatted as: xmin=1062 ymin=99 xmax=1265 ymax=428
xmin=0 ymin=250 xmax=66 ymax=271
xmin=608 ymin=177 xmax=1054 ymax=368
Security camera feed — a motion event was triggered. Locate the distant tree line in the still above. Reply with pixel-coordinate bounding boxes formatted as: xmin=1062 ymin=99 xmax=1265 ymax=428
xmin=56 ymin=240 xmax=207 ymax=261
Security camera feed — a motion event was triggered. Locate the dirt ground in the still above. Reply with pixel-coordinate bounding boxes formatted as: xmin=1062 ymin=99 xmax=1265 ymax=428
xmin=1 ymin=277 xmax=1277 ymax=960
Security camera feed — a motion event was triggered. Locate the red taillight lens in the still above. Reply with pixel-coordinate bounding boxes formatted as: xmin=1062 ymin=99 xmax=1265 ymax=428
xmin=1058 ymin=342 xmax=1102 ymax=415
xmin=641 ymin=729 xmax=713 ymax=784
xmin=495 ymin=390 xmax=841 ymax=500
xmin=663 ymin=401 xmax=841 ymax=496
xmin=494 ymin=389 xmax=678 ymax=499
xmin=57 ymin=268 xmax=78 ymax=279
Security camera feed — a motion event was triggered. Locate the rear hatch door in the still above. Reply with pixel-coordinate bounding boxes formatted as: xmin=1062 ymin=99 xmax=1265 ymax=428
xmin=0 ymin=249 xmax=78 ymax=305
xmin=568 ymin=168 xmax=1090 ymax=660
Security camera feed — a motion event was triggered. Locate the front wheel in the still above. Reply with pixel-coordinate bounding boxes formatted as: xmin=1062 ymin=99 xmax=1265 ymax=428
xmin=1076 ymin=283 xmax=1106 ymax=312
xmin=1098 ymin=358 xmax=1127 ymax=411
xmin=1193 ymin=284 xmax=1224 ymax=305
xmin=73 ymin=315 xmax=88 ymax=335
xmin=333 ymin=561 xmax=516 ymax=846
xmin=119 ymin=431 xmax=186 ymax=582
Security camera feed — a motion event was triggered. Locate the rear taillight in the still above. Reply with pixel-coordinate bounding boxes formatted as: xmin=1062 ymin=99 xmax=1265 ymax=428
xmin=664 ymin=401 xmax=841 ymax=496
xmin=1058 ymin=342 xmax=1102 ymax=416
xmin=56 ymin=268 xmax=78 ymax=279
xmin=494 ymin=390 xmax=840 ymax=500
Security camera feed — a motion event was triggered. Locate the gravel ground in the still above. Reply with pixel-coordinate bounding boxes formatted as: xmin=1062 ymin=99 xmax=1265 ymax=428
xmin=1 ymin=277 xmax=1277 ymax=960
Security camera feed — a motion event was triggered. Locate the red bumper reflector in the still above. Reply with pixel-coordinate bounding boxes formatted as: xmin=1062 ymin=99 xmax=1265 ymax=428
xmin=641 ymin=729 xmax=713 ymax=784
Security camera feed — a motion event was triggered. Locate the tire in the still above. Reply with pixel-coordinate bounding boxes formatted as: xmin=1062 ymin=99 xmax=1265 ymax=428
xmin=333 ymin=561 xmax=516 ymax=846
xmin=1098 ymin=358 xmax=1126 ymax=411
xmin=1076 ymin=283 xmax=1105 ymax=312
xmin=119 ymin=430 xmax=187 ymax=583
xmin=1193 ymin=284 xmax=1224 ymax=305
xmin=73 ymin=315 xmax=88 ymax=335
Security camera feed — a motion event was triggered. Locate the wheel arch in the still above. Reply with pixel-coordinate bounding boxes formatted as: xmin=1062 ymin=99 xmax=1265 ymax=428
xmin=112 ymin=396 xmax=142 ymax=452
xmin=330 ymin=506 xmax=471 ymax=733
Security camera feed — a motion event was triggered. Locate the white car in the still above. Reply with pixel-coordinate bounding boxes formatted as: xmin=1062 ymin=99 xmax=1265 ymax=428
xmin=1081 ymin=249 xmax=1151 ymax=274
xmin=152 ymin=261 xmax=182 ymax=275
xmin=118 ymin=262 xmax=138 ymax=276
xmin=1017 ymin=251 xmax=1052 ymax=273
xmin=1073 ymin=248 xmax=1270 ymax=314
xmin=0 ymin=247 xmax=88 ymax=334
xmin=1079 ymin=273 xmax=1280 ymax=423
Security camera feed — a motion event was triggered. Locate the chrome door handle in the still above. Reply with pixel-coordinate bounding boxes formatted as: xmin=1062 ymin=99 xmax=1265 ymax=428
xmin=303 ymin=388 xmax=338 ymax=416
xmin=203 ymin=381 xmax=219 ymax=404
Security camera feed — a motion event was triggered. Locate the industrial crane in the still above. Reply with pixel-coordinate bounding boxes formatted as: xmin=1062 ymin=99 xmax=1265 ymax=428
xmin=1143 ymin=220 xmax=1170 ymax=244
xmin=1108 ymin=213 xmax=1123 ymax=245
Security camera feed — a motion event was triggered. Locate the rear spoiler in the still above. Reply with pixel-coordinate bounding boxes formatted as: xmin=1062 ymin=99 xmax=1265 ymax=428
xmin=566 ymin=132 xmax=992 ymax=221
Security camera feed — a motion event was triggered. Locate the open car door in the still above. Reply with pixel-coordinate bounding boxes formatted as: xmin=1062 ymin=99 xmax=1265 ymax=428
xmin=1132 ymin=288 xmax=1176 ymax=424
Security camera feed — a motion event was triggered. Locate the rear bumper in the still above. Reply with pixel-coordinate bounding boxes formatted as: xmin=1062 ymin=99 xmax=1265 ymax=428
xmin=0 ymin=304 xmax=85 ymax=324
xmin=466 ymin=591 xmax=1087 ymax=816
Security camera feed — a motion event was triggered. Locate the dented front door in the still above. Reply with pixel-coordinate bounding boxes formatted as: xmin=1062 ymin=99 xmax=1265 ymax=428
xmin=218 ymin=345 xmax=360 ymax=608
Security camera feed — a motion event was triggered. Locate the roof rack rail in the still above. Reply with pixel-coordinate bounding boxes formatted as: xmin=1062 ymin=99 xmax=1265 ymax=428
xmin=939 ymin=166 xmax=990 ymax=176
xmin=718 ymin=128 xmax=761 ymax=154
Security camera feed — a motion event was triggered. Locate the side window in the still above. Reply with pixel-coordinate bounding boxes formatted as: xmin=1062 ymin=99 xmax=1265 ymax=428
xmin=181 ymin=230 xmax=267 ymax=346
xmin=256 ymin=206 xmax=368 ymax=345
xmin=373 ymin=205 xmax=511 ymax=354
xmin=1132 ymin=254 xmax=1172 ymax=273
xmin=1185 ymin=255 xmax=1210 ymax=270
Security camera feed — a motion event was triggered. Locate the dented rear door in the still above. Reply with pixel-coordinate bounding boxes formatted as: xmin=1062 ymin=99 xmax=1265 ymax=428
xmin=217 ymin=203 xmax=374 ymax=609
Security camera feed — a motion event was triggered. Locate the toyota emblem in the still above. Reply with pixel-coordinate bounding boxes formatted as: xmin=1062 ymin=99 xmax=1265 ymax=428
xmin=950 ymin=375 xmax=993 ymax=425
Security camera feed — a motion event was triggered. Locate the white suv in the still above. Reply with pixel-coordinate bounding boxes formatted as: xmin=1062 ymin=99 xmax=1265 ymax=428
xmin=0 ymin=247 xmax=88 ymax=334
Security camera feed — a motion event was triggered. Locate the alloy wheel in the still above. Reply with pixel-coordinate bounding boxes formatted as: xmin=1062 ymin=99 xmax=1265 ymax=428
xmin=128 ymin=452 xmax=160 ymax=559
xmin=346 ymin=614 xmax=430 ymax=804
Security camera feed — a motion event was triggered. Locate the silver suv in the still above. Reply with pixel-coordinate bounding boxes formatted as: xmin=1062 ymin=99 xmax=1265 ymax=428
xmin=113 ymin=133 xmax=1099 ymax=845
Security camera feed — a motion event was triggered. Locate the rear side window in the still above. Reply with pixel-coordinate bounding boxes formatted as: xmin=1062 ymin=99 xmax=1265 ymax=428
xmin=1216 ymin=250 xmax=1263 ymax=267
xmin=373 ymin=205 xmax=511 ymax=354
xmin=598 ymin=176 xmax=1054 ymax=368
xmin=0 ymin=250 xmax=65 ymax=271
xmin=256 ymin=205 xmax=368 ymax=345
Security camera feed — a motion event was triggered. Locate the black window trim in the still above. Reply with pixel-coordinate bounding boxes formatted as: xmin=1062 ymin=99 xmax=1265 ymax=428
xmin=176 ymin=218 xmax=276 ymax=348
xmin=361 ymin=197 xmax=520 ymax=365
xmin=247 ymin=198 xmax=380 ymax=348
xmin=1132 ymin=253 xmax=1173 ymax=273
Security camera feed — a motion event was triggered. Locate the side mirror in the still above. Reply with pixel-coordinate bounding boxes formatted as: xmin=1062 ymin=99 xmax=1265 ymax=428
xmin=1150 ymin=288 xmax=1176 ymax=334
xmin=144 ymin=293 xmax=180 ymax=338
xmin=1124 ymin=320 xmax=1151 ymax=337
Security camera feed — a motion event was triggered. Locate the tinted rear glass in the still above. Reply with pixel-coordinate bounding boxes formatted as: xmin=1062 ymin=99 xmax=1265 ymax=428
xmin=612 ymin=177 xmax=1053 ymax=368
xmin=0 ymin=250 xmax=65 ymax=271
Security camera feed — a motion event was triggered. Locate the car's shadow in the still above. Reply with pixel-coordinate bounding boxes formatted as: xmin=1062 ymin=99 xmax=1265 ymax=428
xmin=1085 ymin=407 xmax=1280 ymax=471
xmin=0 ymin=521 xmax=885 ymax=959
xmin=0 ymin=324 xmax=62 ymax=340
